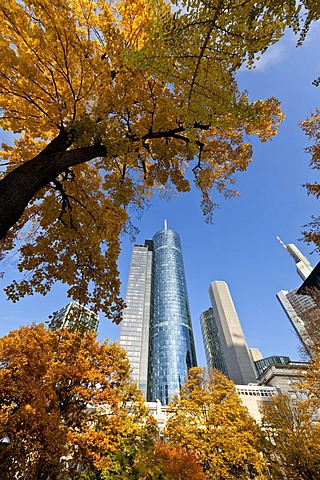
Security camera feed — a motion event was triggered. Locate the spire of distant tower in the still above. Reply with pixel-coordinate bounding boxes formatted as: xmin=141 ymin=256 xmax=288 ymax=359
xmin=276 ymin=236 xmax=288 ymax=251
xmin=164 ymin=219 xmax=168 ymax=230
xmin=276 ymin=236 xmax=313 ymax=281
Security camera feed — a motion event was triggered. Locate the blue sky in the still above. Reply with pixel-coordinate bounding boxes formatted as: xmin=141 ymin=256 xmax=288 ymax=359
xmin=1 ymin=25 xmax=320 ymax=367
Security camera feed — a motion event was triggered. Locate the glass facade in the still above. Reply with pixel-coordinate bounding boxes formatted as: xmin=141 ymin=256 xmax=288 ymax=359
xmin=149 ymin=228 xmax=197 ymax=405
xmin=277 ymin=241 xmax=315 ymax=353
xmin=277 ymin=288 xmax=315 ymax=353
xmin=49 ymin=301 xmax=99 ymax=333
xmin=119 ymin=243 xmax=153 ymax=399
xmin=200 ymin=307 xmax=228 ymax=377
xmin=254 ymin=355 xmax=290 ymax=377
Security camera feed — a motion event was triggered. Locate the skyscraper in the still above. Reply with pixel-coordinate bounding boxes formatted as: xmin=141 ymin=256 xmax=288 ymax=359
xmin=119 ymin=223 xmax=197 ymax=404
xmin=207 ymin=281 xmax=257 ymax=384
xmin=276 ymin=236 xmax=313 ymax=281
xmin=276 ymin=238 xmax=315 ymax=351
xmin=200 ymin=307 xmax=228 ymax=377
xmin=150 ymin=226 xmax=197 ymax=404
xmin=276 ymin=289 xmax=315 ymax=349
xmin=119 ymin=242 xmax=153 ymax=399
xmin=49 ymin=301 xmax=99 ymax=333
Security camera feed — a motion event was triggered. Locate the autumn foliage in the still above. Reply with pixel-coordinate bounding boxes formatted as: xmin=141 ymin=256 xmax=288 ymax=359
xmin=300 ymin=111 xmax=320 ymax=253
xmin=2 ymin=328 xmax=320 ymax=479
xmin=0 ymin=0 xmax=307 ymax=319
xmin=0 ymin=324 xmax=150 ymax=479
xmin=261 ymin=393 xmax=320 ymax=480
xmin=155 ymin=441 xmax=205 ymax=480
xmin=166 ymin=367 xmax=268 ymax=480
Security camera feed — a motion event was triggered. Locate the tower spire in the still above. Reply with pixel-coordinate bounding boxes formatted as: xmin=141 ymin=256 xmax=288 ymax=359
xmin=276 ymin=236 xmax=313 ymax=281
xmin=164 ymin=219 xmax=168 ymax=230
xmin=276 ymin=236 xmax=288 ymax=251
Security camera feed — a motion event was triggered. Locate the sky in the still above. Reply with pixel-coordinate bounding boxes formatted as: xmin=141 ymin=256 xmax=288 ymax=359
xmin=1 ymin=24 xmax=320 ymax=367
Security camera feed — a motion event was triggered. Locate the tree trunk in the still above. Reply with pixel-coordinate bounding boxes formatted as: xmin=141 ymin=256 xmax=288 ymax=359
xmin=0 ymin=132 xmax=106 ymax=240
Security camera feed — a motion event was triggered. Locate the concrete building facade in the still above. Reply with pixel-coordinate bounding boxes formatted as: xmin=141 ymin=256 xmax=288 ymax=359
xmin=208 ymin=281 xmax=257 ymax=385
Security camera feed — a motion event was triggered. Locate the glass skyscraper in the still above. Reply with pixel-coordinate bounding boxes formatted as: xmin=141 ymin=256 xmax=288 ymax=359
xmin=119 ymin=224 xmax=197 ymax=404
xmin=49 ymin=301 xmax=99 ymax=333
xmin=200 ymin=307 xmax=228 ymax=377
xmin=150 ymin=227 xmax=197 ymax=404
xmin=276 ymin=239 xmax=315 ymax=352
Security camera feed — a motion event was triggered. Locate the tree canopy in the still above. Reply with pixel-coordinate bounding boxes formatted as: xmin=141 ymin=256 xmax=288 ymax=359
xmin=0 ymin=0 xmax=317 ymax=319
xmin=301 ymin=112 xmax=320 ymax=253
xmin=0 ymin=324 xmax=151 ymax=479
xmin=165 ymin=367 xmax=267 ymax=479
xmin=261 ymin=393 xmax=320 ymax=480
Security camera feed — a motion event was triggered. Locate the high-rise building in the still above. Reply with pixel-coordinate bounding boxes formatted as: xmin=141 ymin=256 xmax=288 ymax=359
xmin=119 ymin=223 xmax=197 ymax=404
xmin=277 ymin=289 xmax=315 ymax=350
xmin=208 ymin=281 xmax=257 ymax=384
xmin=276 ymin=236 xmax=313 ymax=281
xmin=150 ymin=226 xmax=197 ymax=404
xmin=119 ymin=242 xmax=153 ymax=399
xmin=276 ymin=238 xmax=315 ymax=352
xmin=200 ymin=307 xmax=228 ymax=377
xmin=49 ymin=301 xmax=99 ymax=333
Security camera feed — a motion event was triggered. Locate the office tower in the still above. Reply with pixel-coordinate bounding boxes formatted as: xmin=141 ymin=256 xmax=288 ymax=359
xmin=200 ymin=307 xmax=228 ymax=377
xmin=119 ymin=223 xmax=197 ymax=405
xmin=49 ymin=301 xmax=99 ymax=333
xmin=277 ymin=289 xmax=315 ymax=350
xmin=150 ymin=226 xmax=197 ymax=405
xmin=119 ymin=242 xmax=153 ymax=399
xmin=276 ymin=238 xmax=315 ymax=352
xmin=276 ymin=237 xmax=313 ymax=281
xmin=297 ymin=261 xmax=320 ymax=294
xmin=208 ymin=281 xmax=257 ymax=384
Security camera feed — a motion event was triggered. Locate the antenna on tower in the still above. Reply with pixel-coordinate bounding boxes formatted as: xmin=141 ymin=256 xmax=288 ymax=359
xmin=164 ymin=219 xmax=168 ymax=230
xmin=276 ymin=236 xmax=288 ymax=251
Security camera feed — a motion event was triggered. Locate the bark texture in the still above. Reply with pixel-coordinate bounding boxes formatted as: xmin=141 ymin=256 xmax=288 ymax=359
xmin=0 ymin=130 xmax=106 ymax=240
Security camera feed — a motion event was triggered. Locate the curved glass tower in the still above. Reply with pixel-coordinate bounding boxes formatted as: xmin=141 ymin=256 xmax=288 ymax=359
xmin=149 ymin=227 xmax=197 ymax=404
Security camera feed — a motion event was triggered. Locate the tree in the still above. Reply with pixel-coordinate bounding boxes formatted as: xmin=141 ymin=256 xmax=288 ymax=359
xmin=155 ymin=441 xmax=205 ymax=480
xmin=300 ymin=111 xmax=320 ymax=254
xmin=261 ymin=393 xmax=320 ymax=480
xmin=0 ymin=0 xmax=307 ymax=320
xmin=0 ymin=324 xmax=151 ymax=479
xmin=165 ymin=367 xmax=268 ymax=480
xmin=100 ymin=415 xmax=164 ymax=480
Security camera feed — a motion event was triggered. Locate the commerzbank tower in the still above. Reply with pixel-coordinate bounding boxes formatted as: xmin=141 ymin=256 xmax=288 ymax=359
xmin=119 ymin=221 xmax=197 ymax=405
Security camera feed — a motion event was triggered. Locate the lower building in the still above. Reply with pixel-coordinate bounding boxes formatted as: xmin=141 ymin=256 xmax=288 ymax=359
xmin=146 ymin=385 xmax=278 ymax=428
xmin=257 ymin=360 xmax=308 ymax=396
xmin=254 ymin=355 xmax=291 ymax=377
xmin=249 ymin=348 xmax=263 ymax=363
xmin=49 ymin=301 xmax=99 ymax=333
xmin=236 ymin=385 xmax=278 ymax=424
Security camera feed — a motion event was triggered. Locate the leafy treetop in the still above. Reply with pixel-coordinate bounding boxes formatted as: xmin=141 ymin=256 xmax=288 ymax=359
xmin=0 ymin=0 xmax=314 ymax=320
xmin=0 ymin=324 xmax=151 ymax=479
xmin=166 ymin=367 xmax=268 ymax=480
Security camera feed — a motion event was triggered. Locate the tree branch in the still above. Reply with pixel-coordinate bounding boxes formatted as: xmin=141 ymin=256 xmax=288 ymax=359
xmin=0 ymin=134 xmax=106 ymax=240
